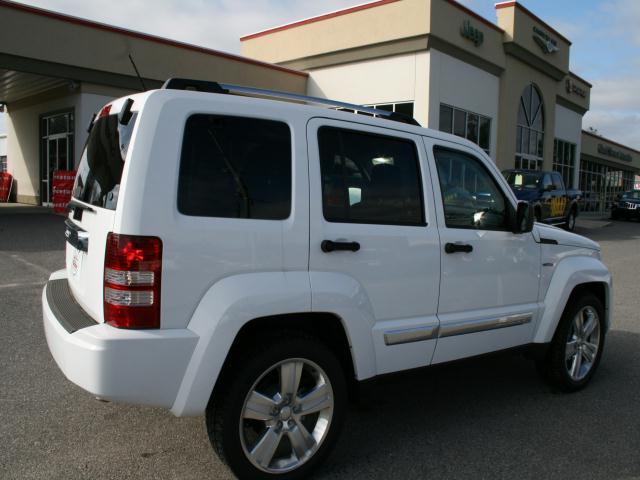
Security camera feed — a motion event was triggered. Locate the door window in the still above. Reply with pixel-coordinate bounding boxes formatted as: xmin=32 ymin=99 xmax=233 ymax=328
xmin=318 ymin=127 xmax=425 ymax=226
xmin=433 ymin=147 xmax=508 ymax=230
xmin=552 ymin=173 xmax=564 ymax=190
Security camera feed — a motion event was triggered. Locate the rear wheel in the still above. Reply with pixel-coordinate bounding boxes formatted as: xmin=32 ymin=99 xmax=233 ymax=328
xmin=537 ymin=293 xmax=605 ymax=392
xmin=207 ymin=334 xmax=347 ymax=480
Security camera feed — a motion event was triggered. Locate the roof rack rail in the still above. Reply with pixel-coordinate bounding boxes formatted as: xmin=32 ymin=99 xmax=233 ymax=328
xmin=161 ymin=78 xmax=420 ymax=127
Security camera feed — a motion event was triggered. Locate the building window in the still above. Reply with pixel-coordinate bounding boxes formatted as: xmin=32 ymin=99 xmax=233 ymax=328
xmin=337 ymin=102 xmax=415 ymax=120
xmin=553 ymin=139 xmax=576 ymax=188
xmin=367 ymin=102 xmax=414 ymax=118
xmin=438 ymin=104 xmax=491 ymax=156
xmin=515 ymin=84 xmax=544 ymax=171
xmin=0 ymin=156 xmax=6 ymax=173
xmin=578 ymin=159 xmax=635 ymax=212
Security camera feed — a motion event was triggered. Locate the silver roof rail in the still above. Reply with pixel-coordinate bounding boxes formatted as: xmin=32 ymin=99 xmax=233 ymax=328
xmin=161 ymin=78 xmax=420 ymax=127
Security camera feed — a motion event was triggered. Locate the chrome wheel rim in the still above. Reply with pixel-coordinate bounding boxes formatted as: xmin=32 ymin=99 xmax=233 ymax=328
xmin=565 ymin=306 xmax=601 ymax=381
xmin=239 ymin=358 xmax=334 ymax=474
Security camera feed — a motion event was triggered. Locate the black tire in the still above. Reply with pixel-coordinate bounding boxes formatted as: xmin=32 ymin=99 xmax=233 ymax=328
xmin=565 ymin=208 xmax=577 ymax=231
xmin=537 ymin=293 xmax=605 ymax=392
xmin=611 ymin=211 xmax=619 ymax=220
xmin=206 ymin=333 xmax=347 ymax=480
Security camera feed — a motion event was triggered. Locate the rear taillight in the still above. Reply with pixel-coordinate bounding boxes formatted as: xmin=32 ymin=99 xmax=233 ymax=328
xmin=104 ymin=233 xmax=162 ymax=329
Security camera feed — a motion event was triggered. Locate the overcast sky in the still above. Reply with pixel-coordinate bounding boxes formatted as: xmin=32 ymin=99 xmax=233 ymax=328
xmin=1 ymin=0 xmax=639 ymax=149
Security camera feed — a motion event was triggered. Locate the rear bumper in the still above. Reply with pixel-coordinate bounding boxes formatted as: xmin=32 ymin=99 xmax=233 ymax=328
xmin=42 ymin=270 xmax=198 ymax=411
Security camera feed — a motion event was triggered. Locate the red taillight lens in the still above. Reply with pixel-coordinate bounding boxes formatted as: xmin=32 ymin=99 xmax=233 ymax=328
xmin=104 ymin=233 xmax=162 ymax=329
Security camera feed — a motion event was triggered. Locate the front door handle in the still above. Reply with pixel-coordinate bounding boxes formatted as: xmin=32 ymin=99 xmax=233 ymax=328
xmin=321 ymin=240 xmax=361 ymax=253
xmin=444 ymin=242 xmax=473 ymax=254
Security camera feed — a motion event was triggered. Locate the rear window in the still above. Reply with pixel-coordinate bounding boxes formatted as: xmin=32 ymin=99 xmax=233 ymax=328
xmin=72 ymin=112 xmax=137 ymax=210
xmin=177 ymin=114 xmax=291 ymax=220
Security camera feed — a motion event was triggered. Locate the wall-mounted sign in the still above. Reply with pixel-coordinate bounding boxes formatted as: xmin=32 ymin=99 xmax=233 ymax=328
xmin=461 ymin=20 xmax=484 ymax=47
xmin=533 ymin=26 xmax=558 ymax=54
xmin=598 ymin=143 xmax=633 ymax=162
xmin=565 ymin=78 xmax=586 ymax=98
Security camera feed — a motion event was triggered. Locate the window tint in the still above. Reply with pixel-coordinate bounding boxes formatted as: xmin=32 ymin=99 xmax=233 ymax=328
xmin=542 ymin=174 xmax=553 ymax=190
xmin=178 ymin=115 xmax=291 ymax=219
xmin=434 ymin=147 xmax=508 ymax=230
xmin=318 ymin=127 xmax=425 ymax=226
xmin=73 ymin=112 xmax=137 ymax=210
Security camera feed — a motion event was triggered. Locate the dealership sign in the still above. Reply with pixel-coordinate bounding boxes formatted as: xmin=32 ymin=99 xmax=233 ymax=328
xmin=598 ymin=144 xmax=633 ymax=162
xmin=533 ymin=26 xmax=558 ymax=54
xmin=565 ymin=78 xmax=587 ymax=98
xmin=461 ymin=20 xmax=484 ymax=46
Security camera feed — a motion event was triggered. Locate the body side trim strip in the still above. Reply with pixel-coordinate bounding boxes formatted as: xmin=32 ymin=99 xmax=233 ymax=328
xmin=384 ymin=325 xmax=438 ymax=346
xmin=439 ymin=313 xmax=533 ymax=338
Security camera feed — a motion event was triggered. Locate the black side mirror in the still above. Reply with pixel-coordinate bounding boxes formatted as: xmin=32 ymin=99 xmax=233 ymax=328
xmin=545 ymin=184 xmax=556 ymax=192
xmin=512 ymin=201 xmax=534 ymax=234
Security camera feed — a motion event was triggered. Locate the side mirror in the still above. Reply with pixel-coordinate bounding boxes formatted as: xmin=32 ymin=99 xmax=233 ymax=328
xmin=512 ymin=201 xmax=534 ymax=234
xmin=545 ymin=184 xmax=556 ymax=192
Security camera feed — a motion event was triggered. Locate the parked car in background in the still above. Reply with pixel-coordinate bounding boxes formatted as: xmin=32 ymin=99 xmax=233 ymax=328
xmin=611 ymin=190 xmax=640 ymax=221
xmin=503 ymin=169 xmax=582 ymax=231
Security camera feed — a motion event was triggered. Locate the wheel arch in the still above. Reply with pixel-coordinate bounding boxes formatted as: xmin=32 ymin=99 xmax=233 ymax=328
xmin=534 ymin=256 xmax=612 ymax=344
xmin=213 ymin=312 xmax=358 ymax=402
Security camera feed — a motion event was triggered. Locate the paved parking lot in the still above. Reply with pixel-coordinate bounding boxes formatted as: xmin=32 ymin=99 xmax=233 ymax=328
xmin=1 ymin=212 xmax=639 ymax=480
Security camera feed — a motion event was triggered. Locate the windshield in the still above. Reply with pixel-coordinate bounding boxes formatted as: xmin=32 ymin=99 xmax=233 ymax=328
xmin=622 ymin=191 xmax=640 ymax=200
xmin=72 ymin=111 xmax=137 ymax=210
xmin=504 ymin=172 xmax=541 ymax=190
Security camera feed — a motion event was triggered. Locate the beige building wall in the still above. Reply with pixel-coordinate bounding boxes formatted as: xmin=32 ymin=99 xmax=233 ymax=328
xmin=306 ymin=52 xmax=429 ymax=124
xmin=427 ymin=49 xmax=500 ymax=160
xmin=241 ymin=0 xmax=431 ymax=65
xmin=0 ymin=2 xmax=307 ymax=94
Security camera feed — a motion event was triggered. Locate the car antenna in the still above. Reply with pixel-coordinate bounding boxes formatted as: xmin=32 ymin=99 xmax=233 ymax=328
xmin=128 ymin=53 xmax=148 ymax=91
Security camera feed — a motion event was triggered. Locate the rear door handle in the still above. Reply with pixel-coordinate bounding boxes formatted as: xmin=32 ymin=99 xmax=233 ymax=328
xmin=444 ymin=242 xmax=473 ymax=254
xmin=321 ymin=240 xmax=360 ymax=253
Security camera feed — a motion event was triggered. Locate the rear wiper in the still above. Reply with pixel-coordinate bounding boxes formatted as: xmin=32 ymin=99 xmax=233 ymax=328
xmin=67 ymin=198 xmax=96 ymax=214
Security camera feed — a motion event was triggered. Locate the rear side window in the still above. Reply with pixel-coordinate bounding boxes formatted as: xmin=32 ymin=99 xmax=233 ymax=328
xmin=178 ymin=115 xmax=291 ymax=220
xmin=73 ymin=112 xmax=137 ymax=210
xmin=318 ymin=127 xmax=425 ymax=226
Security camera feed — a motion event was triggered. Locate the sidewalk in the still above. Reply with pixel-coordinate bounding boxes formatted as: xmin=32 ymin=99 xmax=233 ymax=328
xmin=0 ymin=202 xmax=54 ymax=215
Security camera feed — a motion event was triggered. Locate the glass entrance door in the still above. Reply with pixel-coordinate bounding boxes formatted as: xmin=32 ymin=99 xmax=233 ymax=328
xmin=40 ymin=112 xmax=74 ymax=205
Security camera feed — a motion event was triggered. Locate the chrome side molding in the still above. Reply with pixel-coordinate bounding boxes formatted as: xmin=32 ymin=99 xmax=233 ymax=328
xmin=383 ymin=313 xmax=533 ymax=346
xmin=439 ymin=313 xmax=533 ymax=338
xmin=384 ymin=325 xmax=439 ymax=346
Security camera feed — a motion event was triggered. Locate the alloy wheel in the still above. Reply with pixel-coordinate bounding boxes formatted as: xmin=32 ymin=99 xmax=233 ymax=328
xmin=239 ymin=358 xmax=334 ymax=474
xmin=565 ymin=306 xmax=601 ymax=381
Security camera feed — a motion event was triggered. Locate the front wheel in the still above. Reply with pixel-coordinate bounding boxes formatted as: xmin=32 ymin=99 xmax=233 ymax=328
xmin=537 ymin=293 xmax=605 ymax=392
xmin=207 ymin=334 xmax=347 ymax=480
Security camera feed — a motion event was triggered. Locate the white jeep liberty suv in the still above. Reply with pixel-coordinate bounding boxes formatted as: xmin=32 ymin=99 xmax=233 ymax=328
xmin=43 ymin=79 xmax=612 ymax=480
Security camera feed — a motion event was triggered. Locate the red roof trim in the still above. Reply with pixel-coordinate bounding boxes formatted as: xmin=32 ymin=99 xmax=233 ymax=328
xmin=240 ymin=0 xmax=401 ymax=41
xmin=445 ymin=0 xmax=504 ymax=34
xmin=0 ymin=0 xmax=307 ymax=78
xmin=495 ymin=1 xmax=572 ymax=45
xmin=569 ymin=71 xmax=592 ymax=88
xmin=582 ymin=130 xmax=640 ymax=156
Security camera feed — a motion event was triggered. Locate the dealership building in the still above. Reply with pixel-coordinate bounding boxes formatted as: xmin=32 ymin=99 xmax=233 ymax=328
xmin=1 ymin=0 xmax=639 ymax=208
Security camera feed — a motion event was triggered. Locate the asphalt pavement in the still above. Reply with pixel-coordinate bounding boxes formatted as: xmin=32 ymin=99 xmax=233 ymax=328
xmin=1 ymin=212 xmax=639 ymax=479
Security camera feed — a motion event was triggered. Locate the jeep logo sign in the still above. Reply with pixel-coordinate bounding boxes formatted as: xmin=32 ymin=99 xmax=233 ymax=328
xmin=461 ymin=20 xmax=484 ymax=47
xmin=533 ymin=26 xmax=558 ymax=54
